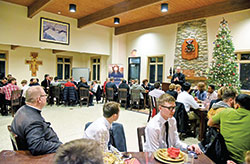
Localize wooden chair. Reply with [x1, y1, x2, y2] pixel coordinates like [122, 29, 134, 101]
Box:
[118, 88, 128, 109]
[7, 125, 20, 151]
[79, 88, 90, 107]
[95, 85, 102, 104]
[49, 86, 61, 106]
[106, 88, 114, 102]
[137, 126, 146, 152]
[10, 90, 22, 117]
[130, 89, 141, 110]
[148, 95, 158, 122]
[101, 85, 105, 103]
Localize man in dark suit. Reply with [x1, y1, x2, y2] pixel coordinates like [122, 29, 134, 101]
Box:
[41, 74, 50, 93]
[11, 86, 62, 155]
[78, 77, 94, 106]
[171, 66, 185, 87]
[106, 77, 118, 101]
[119, 79, 130, 108]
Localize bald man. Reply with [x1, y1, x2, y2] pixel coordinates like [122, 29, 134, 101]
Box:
[171, 66, 185, 87]
[11, 86, 62, 155]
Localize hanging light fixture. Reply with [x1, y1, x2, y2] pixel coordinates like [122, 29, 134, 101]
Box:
[69, 4, 76, 12]
[161, 3, 168, 12]
[114, 17, 120, 24]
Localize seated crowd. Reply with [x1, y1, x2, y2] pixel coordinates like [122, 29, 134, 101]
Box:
[0, 72, 250, 164]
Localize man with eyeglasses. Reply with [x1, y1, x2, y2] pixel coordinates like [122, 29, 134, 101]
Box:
[11, 86, 62, 155]
[144, 94, 202, 154]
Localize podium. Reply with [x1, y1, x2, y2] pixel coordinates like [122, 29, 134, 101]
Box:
[162, 82, 171, 92]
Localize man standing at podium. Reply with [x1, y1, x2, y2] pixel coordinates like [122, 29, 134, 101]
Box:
[171, 66, 185, 87]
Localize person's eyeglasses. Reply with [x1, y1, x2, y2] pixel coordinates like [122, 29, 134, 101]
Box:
[161, 105, 176, 111]
[40, 94, 48, 98]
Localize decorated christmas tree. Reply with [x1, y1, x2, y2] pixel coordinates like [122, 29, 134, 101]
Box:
[207, 18, 241, 91]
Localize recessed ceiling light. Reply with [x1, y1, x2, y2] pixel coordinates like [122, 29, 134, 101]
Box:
[161, 3, 168, 12]
[114, 17, 120, 24]
[58, 11, 61, 14]
[69, 4, 76, 13]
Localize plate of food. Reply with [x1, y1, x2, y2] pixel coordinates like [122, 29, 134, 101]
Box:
[103, 152, 119, 164]
[153, 147, 185, 163]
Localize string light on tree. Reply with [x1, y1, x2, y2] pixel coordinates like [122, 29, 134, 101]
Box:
[207, 18, 241, 92]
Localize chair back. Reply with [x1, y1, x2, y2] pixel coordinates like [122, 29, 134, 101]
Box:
[131, 89, 141, 101]
[10, 90, 22, 117]
[49, 86, 61, 104]
[10, 90, 22, 106]
[130, 89, 141, 110]
[106, 88, 114, 102]
[79, 88, 89, 98]
[53, 86, 61, 99]
[137, 126, 146, 152]
[79, 88, 89, 107]
[96, 85, 102, 103]
[148, 95, 158, 122]
[7, 125, 19, 151]
[118, 88, 127, 101]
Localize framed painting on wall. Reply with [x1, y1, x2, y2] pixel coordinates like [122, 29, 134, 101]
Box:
[40, 17, 70, 45]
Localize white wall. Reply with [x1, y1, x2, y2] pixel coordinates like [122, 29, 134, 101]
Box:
[126, 24, 177, 82]
[0, 44, 94, 86]
[110, 32, 127, 79]
[0, 1, 112, 55]
[126, 9, 250, 82]
[207, 10, 250, 63]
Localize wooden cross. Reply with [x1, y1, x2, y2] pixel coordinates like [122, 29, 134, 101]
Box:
[25, 52, 43, 76]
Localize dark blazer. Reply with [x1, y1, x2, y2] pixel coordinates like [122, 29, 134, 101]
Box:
[173, 102, 188, 133]
[166, 90, 178, 100]
[11, 105, 62, 155]
[141, 83, 153, 91]
[119, 83, 130, 93]
[41, 79, 50, 89]
[78, 82, 89, 89]
[171, 73, 185, 86]
[106, 82, 118, 93]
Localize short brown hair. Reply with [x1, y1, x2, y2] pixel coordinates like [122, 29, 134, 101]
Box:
[158, 94, 175, 106]
[175, 84, 181, 90]
[9, 77, 16, 83]
[142, 79, 148, 84]
[197, 82, 206, 92]
[54, 139, 103, 164]
[21, 80, 27, 84]
[103, 102, 120, 118]
[222, 87, 237, 101]
[169, 83, 176, 91]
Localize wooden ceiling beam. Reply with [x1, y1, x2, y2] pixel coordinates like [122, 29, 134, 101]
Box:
[28, 0, 52, 18]
[10, 45, 20, 50]
[115, 0, 250, 35]
[52, 49, 66, 54]
[78, 0, 162, 28]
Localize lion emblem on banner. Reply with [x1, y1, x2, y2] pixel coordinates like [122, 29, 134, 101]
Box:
[182, 38, 198, 60]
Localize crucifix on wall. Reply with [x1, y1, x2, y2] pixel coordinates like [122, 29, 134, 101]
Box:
[25, 52, 43, 76]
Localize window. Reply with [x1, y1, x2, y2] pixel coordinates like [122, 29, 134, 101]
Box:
[0, 52, 7, 79]
[236, 53, 250, 90]
[57, 56, 72, 80]
[148, 57, 164, 83]
[91, 58, 100, 81]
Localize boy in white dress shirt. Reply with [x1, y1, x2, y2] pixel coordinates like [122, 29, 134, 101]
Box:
[83, 102, 120, 151]
[144, 94, 202, 154]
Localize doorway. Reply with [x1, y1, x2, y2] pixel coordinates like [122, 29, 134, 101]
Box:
[128, 57, 141, 83]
